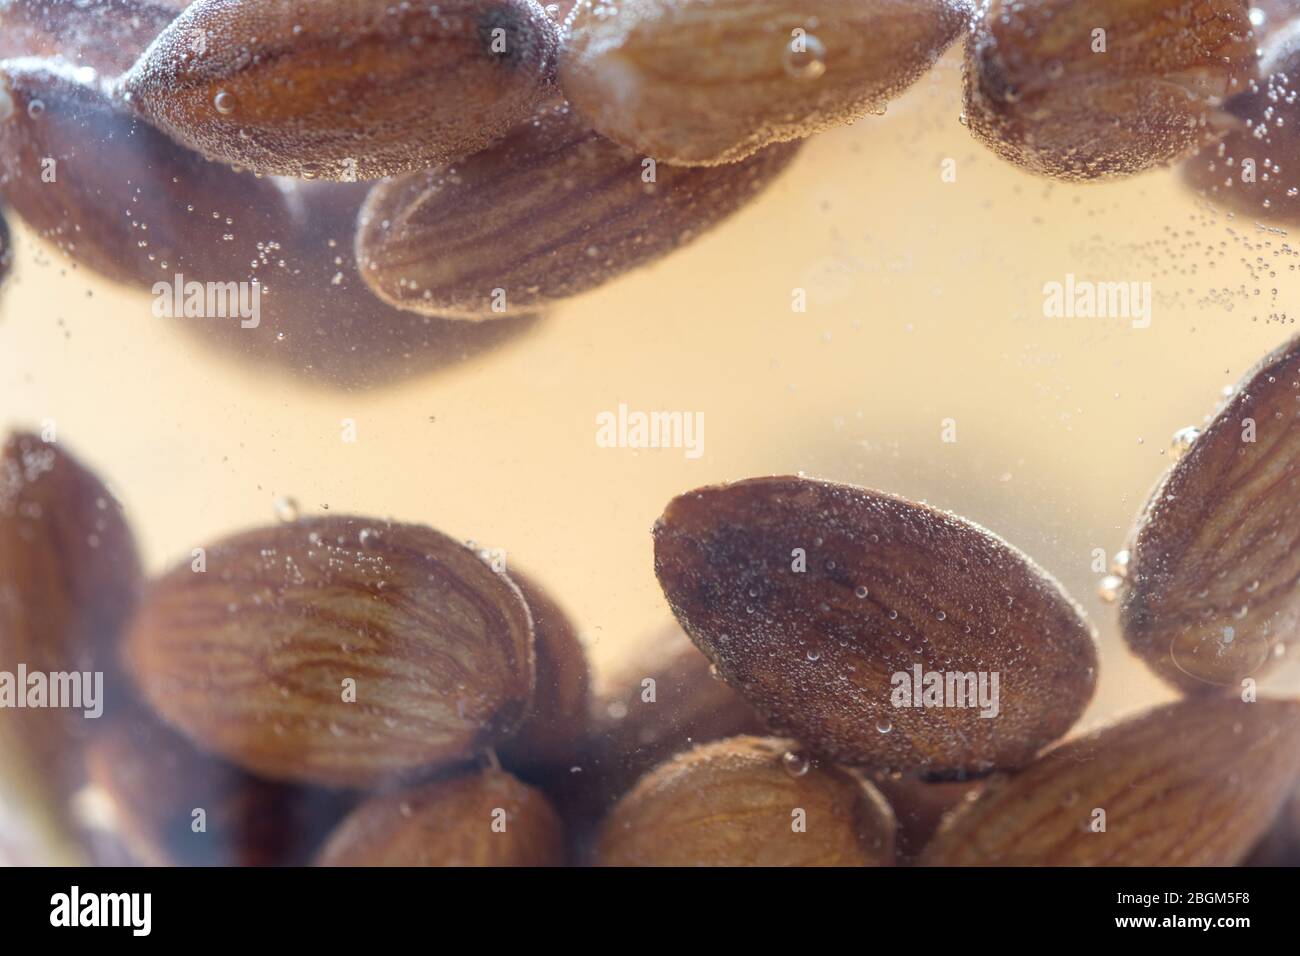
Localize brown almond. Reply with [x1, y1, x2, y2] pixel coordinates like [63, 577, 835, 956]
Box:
[0, 62, 540, 390]
[558, 0, 968, 166]
[0, 58, 288, 289]
[1244, 784, 1300, 865]
[653, 476, 1098, 777]
[597, 735, 895, 866]
[83, 708, 351, 866]
[1182, 20, 1300, 224]
[355, 100, 799, 320]
[964, 0, 1256, 181]
[497, 567, 591, 770]
[921, 697, 1300, 866]
[1119, 334, 1300, 691]
[0, 0, 190, 76]
[120, 0, 560, 181]
[316, 769, 566, 866]
[123, 516, 536, 787]
[0, 431, 142, 790]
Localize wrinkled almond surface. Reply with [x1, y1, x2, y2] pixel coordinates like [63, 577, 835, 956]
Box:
[1120, 333, 1300, 691]
[922, 697, 1300, 866]
[356, 100, 799, 319]
[316, 769, 565, 866]
[559, 0, 969, 165]
[654, 476, 1098, 776]
[597, 735, 896, 866]
[124, 516, 535, 787]
[965, 0, 1256, 181]
[121, 0, 559, 180]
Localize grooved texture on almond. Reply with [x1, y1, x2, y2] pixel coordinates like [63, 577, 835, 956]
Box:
[1120, 334, 1300, 691]
[355, 100, 799, 319]
[559, 0, 969, 166]
[0, 431, 141, 788]
[498, 568, 590, 770]
[84, 709, 351, 866]
[0, 0, 190, 76]
[121, 0, 560, 181]
[124, 516, 535, 787]
[597, 736, 895, 866]
[1182, 20, 1300, 224]
[964, 0, 1256, 181]
[316, 769, 565, 866]
[653, 476, 1098, 776]
[922, 698, 1300, 866]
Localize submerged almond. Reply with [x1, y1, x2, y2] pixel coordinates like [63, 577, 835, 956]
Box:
[120, 0, 560, 180]
[1120, 334, 1300, 691]
[653, 476, 1098, 777]
[356, 100, 799, 319]
[0, 431, 141, 792]
[123, 516, 535, 787]
[597, 735, 895, 866]
[316, 769, 566, 866]
[0, 0, 189, 76]
[922, 697, 1300, 866]
[964, 0, 1256, 181]
[559, 0, 969, 166]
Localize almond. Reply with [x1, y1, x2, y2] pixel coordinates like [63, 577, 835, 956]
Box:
[558, 0, 969, 166]
[315, 769, 566, 866]
[0, 58, 287, 290]
[120, 0, 560, 181]
[0, 431, 142, 792]
[0, 0, 190, 76]
[497, 568, 591, 770]
[921, 697, 1300, 866]
[123, 516, 536, 787]
[0, 62, 540, 389]
[653, 476, 1098, 777]
[83, 707, 351, 866]
[964, 0, 1256, 181]
[355, 99, 799, 320]
[1182, 20, 1300, 224]
[1119, 334, 1300, 691]
[596, 735, 896, 866]
[1244, 784, 1300, 865]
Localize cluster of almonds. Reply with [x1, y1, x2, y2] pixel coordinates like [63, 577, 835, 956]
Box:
[3, 323, 1300, 867]
[1, 0, 1300, 866]
[0, 0, 1287, 387]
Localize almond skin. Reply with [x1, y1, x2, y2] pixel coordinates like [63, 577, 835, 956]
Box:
[316, 769, 566, 866]
[83, 708, 351, 866]
[0, 0, 190, 76]
[964, 0, 1256, 181]
[653, 476, 1098, 777]
[921, 697, 1300, 866]
[120, 0, 560, 181]
[123, 516, 536, 787]
[0, 58, 287, 290]
[597, 735, 896, 866]
[559, 0, 969, 166]
[0, 431, 142, 790]
[1119, 334, 1300, 691]
[497, 568, 591, 770]
[355, 100, 800, 320]
[1182, 20, 1300, 225]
